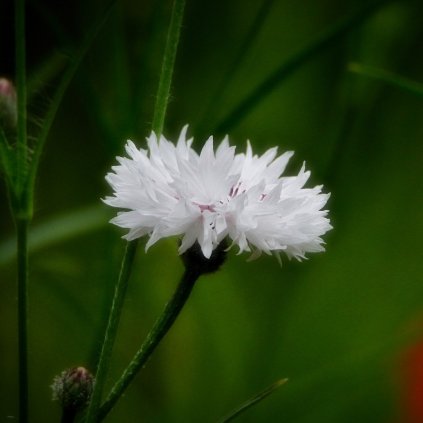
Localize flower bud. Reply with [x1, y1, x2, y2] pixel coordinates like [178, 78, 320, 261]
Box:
[0, 78, 17, 135]
[51, 366, 94, 415]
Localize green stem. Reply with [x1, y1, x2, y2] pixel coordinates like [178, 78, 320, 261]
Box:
[98, 268, 200, 420]
[16, 218, 29, 423]
[151, 0, 186, 135]
[84, 240, 138, 422]
[85, 1, 186, 420]
[15, 0, 27, 195]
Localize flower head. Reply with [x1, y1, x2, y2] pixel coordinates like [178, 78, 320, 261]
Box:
[0, 77, 17, 134]
[51, 366, 94, 412]
[104, 126, 332, 261]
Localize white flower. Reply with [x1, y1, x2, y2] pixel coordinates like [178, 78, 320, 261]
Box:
[104, 126, 332, 261]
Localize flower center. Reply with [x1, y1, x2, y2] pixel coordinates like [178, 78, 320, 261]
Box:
[197, 204, 216, 213]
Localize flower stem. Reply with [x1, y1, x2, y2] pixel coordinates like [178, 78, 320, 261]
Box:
[84, 240, 138, 423]
[151, 0, 186, 135]
[15, 0, 27, 195]
[16, 217, 29, 423]
[98, 268, 200, 421]
[85, 1, 186, 420]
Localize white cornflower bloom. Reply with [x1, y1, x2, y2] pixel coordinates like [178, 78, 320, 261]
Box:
[104, 126, 332, 261]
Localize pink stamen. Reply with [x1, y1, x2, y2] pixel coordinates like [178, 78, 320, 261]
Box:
[229, 182, 244, 198]
[197, 204, 216, 212]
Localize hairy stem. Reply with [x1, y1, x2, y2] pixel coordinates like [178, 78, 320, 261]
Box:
[16, 218, 29, 423]
[84, 240, 138, 422]
[151, 0, 186, 135]
[98, 268, 200, 420]
[85, 1, 186, 420]
[15, 0, 27, 196]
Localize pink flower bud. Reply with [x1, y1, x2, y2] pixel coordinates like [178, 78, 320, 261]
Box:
[51, 366, 94, 414]
[0, 78, 17, 133]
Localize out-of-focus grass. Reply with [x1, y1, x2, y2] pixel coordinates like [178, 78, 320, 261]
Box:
[1, 0, 422, 422]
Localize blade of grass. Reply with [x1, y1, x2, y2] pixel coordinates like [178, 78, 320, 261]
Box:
[348, 62, 423, 97]
[217, 378, 288, 423]
[215, 0, 392, 135]
[197, 0, 276, 134]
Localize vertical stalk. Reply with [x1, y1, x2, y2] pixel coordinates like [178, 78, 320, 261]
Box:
[85, 0, 186, 421]
[15, 1, 30, 421]
[16, 218, 29, 423]
[151, 0, 186, 136]
[15, 0, 27, 195]
[84, 240, 138, 422]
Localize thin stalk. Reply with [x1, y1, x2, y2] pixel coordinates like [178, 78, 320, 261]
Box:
[85, 1, 186, 420]
[16, 218, 29, 423]
[15, 2, 30, 420]
[151, 0, 186, 135]
[98, 268, 200, 420]
[84, 240, 138, 422]
[215, 0, 392, 135]
[15, 0, 27, 196]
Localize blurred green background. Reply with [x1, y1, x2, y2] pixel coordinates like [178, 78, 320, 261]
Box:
[1, 0, 423, 421]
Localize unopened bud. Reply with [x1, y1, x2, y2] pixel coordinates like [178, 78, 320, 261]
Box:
[0, 78, 17, 134]
[51, 366, 94, 416]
